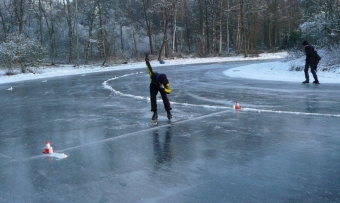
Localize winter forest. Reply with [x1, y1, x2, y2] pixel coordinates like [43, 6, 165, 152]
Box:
[0, 0, 339, 74]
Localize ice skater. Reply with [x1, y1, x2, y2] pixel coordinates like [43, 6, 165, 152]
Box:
[302, 41, 319, 84]
[145, 54, 172, 122]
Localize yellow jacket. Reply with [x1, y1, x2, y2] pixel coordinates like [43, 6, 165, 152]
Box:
[146, 61, 171, 94]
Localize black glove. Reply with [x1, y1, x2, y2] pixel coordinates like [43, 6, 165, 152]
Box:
[145, 53, 149, 62]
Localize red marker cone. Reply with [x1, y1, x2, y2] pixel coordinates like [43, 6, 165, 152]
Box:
[43, 141, 54, 154]
[234, 102, 241, 110]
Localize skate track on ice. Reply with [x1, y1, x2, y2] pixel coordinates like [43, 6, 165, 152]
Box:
[102, 72, 340, 118]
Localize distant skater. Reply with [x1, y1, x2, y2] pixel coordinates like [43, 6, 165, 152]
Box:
[145, 54, 172, 121]
[302, 41, 319, 84]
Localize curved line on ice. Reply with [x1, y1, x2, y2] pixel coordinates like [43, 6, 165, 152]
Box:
[102, 72, 229, 110]
[102, 72, 340, 118]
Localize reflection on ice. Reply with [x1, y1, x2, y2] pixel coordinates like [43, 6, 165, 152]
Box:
[153, 126, 173, 169]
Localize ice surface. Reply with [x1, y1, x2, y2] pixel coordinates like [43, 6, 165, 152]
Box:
[1, 58, 340, 202]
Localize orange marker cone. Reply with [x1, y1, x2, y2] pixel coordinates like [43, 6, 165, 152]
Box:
[43, 141, 54, 154]
[234, 102, 241, 110]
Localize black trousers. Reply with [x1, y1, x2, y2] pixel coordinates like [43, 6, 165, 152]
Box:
[304, 62, 318, 82]
[150, 83, 172, 113]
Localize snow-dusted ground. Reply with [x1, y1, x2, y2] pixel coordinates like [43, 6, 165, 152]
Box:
[1, 52, 339, 85]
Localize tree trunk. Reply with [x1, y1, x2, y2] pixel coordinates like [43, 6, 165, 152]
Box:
[158, 8, 168, 61]
[41, 0, 56, 65]
[13, 0, 25, 35]
[218, 0, 223, 55]
[240, 0, 247, 57]
[236, 3, 241, 53]
[172, 13, 177, 53]
[84, 4, 96, 65]
[13, 0, 25, 71]
[205, 0, 209, 54]
[199, 0, 206, 56]
[130, 19, 138, 57]
[38, 0, 43, 46]
[212, 10, 217, 53]
[172, 1, 178, 54]
[85, 27, 93, 65]
[97, 3, 107, 66]
[0, 10, 8, 41]
[50, 0, 56, 65]
[268, 22, 272, 50]
[185, 14, 191, 52]
[120, 24, 123, 51]
[63, 0, 73, 63]
[143, 0, 154, 54]
[226, 0, 230, 55]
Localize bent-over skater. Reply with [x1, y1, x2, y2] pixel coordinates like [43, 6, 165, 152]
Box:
[145, 54, 172, 121]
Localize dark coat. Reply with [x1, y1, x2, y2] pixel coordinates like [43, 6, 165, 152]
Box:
[145, 61, 171, 94]
[305, 45, 316, 64]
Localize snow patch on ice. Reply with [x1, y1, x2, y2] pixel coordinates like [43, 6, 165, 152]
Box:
[224, 60, 340, 83]
[46, 153, 68, 160]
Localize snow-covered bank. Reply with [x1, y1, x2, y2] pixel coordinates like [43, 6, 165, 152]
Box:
[225, 58, 340, 84]
[1, 52, 339, 85]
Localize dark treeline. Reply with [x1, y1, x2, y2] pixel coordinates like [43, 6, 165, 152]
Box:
[0, 0, 339, 68]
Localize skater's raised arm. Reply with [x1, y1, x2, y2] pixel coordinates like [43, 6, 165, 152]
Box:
[145, 54, 154, 77]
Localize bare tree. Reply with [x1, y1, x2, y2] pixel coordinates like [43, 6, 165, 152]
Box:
[199, 0, 206, 56]
[0, 0, 10, 42]
[218, 0, 224, 55]
[31, 0, 44, 46]
[40, 0, 57, 65]
[158, 6, 169, 61]
[80, 0, 97, 64]
[150, 0, 174, 60]
[0, 0, 328, 65]
[62, 0, 73, 63]
[240, 0, 247, 57]
[301, 0, 340, 44]
[129, 17, 138, 56]
[13, 0, 26, 35]
[170, 0, 185, 53]
[97, 1, 107, 65]
[143, 0, 154, 54]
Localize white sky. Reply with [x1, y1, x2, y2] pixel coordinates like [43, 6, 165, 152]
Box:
[1, 52, 339, 87]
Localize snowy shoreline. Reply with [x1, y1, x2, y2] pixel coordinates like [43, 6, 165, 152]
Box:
[1, 52, 339, 85]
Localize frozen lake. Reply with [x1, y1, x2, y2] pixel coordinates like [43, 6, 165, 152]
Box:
[1, 60, 340, 202]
